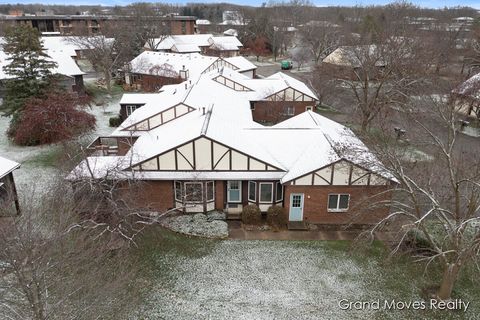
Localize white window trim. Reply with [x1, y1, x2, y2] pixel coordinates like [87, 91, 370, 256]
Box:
[327, 193, 350, 212]
[184, 182, 203, 204]
[275, 182, 283, 202]
[206, 181, 215, 202]
[174, 181, 182, 202]
[227, 180, 242, 203]
[259, 182, 274, 203]
[306, 106, 313, 111]
[248, 181, 257, 202]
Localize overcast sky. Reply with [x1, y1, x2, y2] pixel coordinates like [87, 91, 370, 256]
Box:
[0, 0, 479, 9]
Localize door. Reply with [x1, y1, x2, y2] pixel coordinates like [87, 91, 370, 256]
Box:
[289, 193, 304, 221]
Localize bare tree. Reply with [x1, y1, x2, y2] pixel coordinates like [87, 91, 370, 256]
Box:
[290, 45, 311, 70]
[299, 24, 340, 64]
[348, 95, 480, 300]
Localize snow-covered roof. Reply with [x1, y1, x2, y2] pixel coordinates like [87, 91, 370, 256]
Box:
[223, 29, 238, 36]
[129, 51, 217, 80]
[454, 73, 480, 99]
[0, 156, 20, 179]
[323, 45, 385, 68]
[0, 36, 84, 79]
[146, 34, 244, 53]
[71, 69, 392, 184]
[224, 56, 256, 72]
[196, 19, 211, 25]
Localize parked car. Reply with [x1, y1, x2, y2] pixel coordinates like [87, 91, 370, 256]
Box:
[281, 60, 293, 70]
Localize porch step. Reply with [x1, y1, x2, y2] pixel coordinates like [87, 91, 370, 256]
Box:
[226, 212, 241, 220]
[288, 221, 309, 230]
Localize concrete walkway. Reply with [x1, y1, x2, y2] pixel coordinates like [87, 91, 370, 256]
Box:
[227, 221, 395, 241]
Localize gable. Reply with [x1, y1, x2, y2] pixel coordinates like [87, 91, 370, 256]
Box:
[130, 136, 282, 172]
[290, 160, 390, 186]
[213, 75, 252, 91]
[123, 103, 195, 132]
[203, 58, 239, 74]
[265, 86, 316, 102]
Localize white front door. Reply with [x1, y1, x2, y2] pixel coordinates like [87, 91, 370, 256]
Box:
[289, 193, 304, 221]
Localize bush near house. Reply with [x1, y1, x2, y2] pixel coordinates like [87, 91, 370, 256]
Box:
[109, 115, 122, 127]
[241, 205, 262, 225]
[266, 205, 287, 229]
[9, 90, 95, 146]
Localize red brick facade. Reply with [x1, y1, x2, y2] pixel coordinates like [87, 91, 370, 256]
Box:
[284, 185, 392, 225]
[131, 74, 183, 92]
[251, 101, 316, 123]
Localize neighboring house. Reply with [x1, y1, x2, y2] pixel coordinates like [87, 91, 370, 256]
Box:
[0, 156, 20, 215]
[70, 68, 395, 226]
[125, 51, 256, 92]
[0, 36, 86, 94]
[145, 34, 244, 57]
[452, 73, 480, 118]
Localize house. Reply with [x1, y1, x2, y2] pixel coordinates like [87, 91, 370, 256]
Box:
[0, 36, 86, 94]
[0, 156, 20, 215]
[452, 73, 480, 117]
[125, 52, 256, 92]
[145, 34, 244, 57]
[70, 68, 395, 226]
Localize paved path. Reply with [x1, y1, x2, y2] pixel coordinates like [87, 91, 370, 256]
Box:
[227, 221, 395, 242]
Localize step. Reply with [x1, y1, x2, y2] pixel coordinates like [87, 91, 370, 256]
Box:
[226, 212, 241, 220]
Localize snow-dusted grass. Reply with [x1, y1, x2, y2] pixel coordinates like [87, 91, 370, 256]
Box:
[0, 78, 122, 203]
[131, 230, 478, 320]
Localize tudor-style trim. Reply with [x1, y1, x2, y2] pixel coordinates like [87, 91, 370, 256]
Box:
[127, 135, 285, 172]
[212, 75, 253, 92]
[263, 86, 317, 103]
[122, 103, 195, 132]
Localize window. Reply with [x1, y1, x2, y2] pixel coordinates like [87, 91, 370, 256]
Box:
[284, 106, 295, 116]
[206, 181, 214, 201]
[306, 106, 313, 111]
[184, 182, 203, 202]
[292, 194, 302, 208]
[248, 181, 256, 201]
[259, 183, 273, 203]
[125, 104, 139, 117]
[328, 194, 350, 212]
[227, 181, 241, 203]
[275, 182, 283, 201]
[174, 181, 183, 201]
[250, 102, 255, 110]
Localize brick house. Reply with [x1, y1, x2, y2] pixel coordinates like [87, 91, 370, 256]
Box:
[0, 156, 20, 216]
[70, 68, 395, 226]
[125, 52, 256, 92]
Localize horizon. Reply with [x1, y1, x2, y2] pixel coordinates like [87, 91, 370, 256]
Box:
[0, 0, 480, 10]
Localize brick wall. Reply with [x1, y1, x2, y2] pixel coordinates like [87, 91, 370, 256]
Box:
[134, 74, 183, 92]
[118, 180, 174, 212]
[251, 101, 315, 123]
[284, 185, 392, 225]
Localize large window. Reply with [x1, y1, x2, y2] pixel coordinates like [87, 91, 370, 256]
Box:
[248, 181, 256, 201]
[328, 194, 350, 212]
[259, 183, 273, 203]
[227, 181, 241, 203]
[125, 104, 139, 116]
[284, 106, 295, 116]
[185, 182, 203, 202]
[275, 182, 283, 201]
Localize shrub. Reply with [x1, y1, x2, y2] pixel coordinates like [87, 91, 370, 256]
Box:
[241, 204, 261, 225]
[9, 90, 95, 146]
[109, 115, 122, 127]
[266, 205, 287, 229]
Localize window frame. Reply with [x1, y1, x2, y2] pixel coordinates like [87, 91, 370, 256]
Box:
[227, 180, 242, 203]
[306, 106, 313, 111]
[174, 181, 183, 202]
[327, 193, 350, 212]
[275, 182, 283, 202]
[285, 106, 295, 116]
[259, 182, 274, 203]
[248, 181, 257, 202]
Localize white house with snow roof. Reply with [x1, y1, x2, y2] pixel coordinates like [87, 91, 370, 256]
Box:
[0, 156, 20, 215]
[70, 68, 395, 226]
[125, 51, 256, 92]
[145, 34, 244, 57]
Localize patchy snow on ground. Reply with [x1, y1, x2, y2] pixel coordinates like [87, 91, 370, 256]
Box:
[133, 241, 383, 320]
[160, 213, 228, 238]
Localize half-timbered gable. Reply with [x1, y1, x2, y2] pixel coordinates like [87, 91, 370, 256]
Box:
[264, 86, 316, 102]
[122, 103, 195, 131]
[130, 136, 282, 172]
[289, 160, 391, 186]
[213, 75, 252, 91]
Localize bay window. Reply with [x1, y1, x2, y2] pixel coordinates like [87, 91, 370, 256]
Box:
[227, 181, 241, 203]
[248, 181, 256, 202]
[259, 183, 273, 203]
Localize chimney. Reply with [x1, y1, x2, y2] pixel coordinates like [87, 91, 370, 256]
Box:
[182, 65, 185, 70]
[202, 107, 205, 115]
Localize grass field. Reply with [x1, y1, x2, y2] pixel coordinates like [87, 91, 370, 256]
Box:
[129, 228, 479, 320]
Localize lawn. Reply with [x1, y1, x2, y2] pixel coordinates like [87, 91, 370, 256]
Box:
[129, 228, 479, 320]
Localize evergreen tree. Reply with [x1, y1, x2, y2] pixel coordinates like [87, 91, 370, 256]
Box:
[1, 25, 57, 119]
